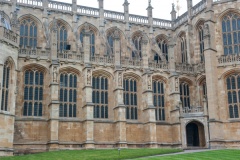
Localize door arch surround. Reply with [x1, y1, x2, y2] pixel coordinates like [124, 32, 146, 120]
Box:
[186, 121, 206, 147]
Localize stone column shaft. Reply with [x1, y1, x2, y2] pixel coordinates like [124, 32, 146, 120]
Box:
[114, 37, 121, 66]
[142, 73, 157, 148]
[48, 65, 60, 150]
[114, 70, 127, 148]
[83, 68, 94, 149]
[83, 32, 91, 63]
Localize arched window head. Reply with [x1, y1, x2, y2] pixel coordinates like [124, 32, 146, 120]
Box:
[179, 33, 187, 63]
[226, 74, 240, 119]
[55, 21, 68, 52]
[0, 12, 11, 30]
[180, 82, 190, 108]
[198, 24, 205, 62]
[20, 18, 37, 48]
[123, 78, 138, 120]
[80, 28, 95, 56]
[132, 34, 142, 59]
[153, 80, 165, 121]
[222, 13, 240, 55]
[59, 73, 77, 118]
[23, 69, 44, 117]
[156, 36, 168, 62]
[92, 76, 108, 119]
[1, 60, 11, 111]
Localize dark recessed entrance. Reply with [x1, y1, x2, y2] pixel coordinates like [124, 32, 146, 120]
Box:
[186, 122, 200, 147]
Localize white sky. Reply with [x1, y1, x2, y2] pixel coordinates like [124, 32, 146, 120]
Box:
[58, 0, 201, 20]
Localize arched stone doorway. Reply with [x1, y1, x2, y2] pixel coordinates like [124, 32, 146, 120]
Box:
[186, 121, 206, 147]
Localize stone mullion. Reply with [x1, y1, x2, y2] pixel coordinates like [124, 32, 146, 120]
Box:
[114, 37, 121, 67]
[83, 68, 94, 149]
[113, 70, 127, 148]
[48, 64, 60, 150]
[0, 64, 3, 111]
[83, 32, 91, 63]
[142, 73, 157, 148]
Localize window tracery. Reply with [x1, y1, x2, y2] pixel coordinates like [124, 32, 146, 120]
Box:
[80, 29, 95, 56]
[1, 61, 11, 111]
[180, 33, 188, 63]
[153, 80, 165, 121]
[198, 24, 205, 62]
[56, 21, 68, 51]
[23, 70, 44, 117]
[180, 82, 190, 108]
[226, 74, 240, 119]
[156, 36, 168, 62]
[123, 78, 138, 120]
[92, 76, 108, 119]
[132, 34, 142, 59]
[222, 13, 240, 55]
[59, 73, 77, 118]
[20, 18, 37, 48]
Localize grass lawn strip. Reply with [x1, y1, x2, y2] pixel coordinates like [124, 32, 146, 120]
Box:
[139, 149, 240, 160]
[0, 148, 182, 160]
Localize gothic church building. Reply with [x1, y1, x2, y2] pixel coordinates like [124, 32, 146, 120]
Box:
[0, 0, 240, 156]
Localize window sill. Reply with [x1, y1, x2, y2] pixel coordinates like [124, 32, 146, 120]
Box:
[0, 111, 14, 117]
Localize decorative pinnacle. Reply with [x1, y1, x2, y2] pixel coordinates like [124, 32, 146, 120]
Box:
[176, 0, 181, 17]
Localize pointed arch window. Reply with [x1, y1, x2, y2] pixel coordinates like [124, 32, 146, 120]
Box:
[92, 76, 108, 119]
[156, 36, 168, 62]
[1, 61, 11, 111]
[198, 24, 205, 62]
[23, 70, 44, 117]
[56, 22, 68, 51]
[132, 35, 142, 58]
[226, 75, 240, 119]
[59, 73, 77, 118]
[80, 29, 95, 56]
[222, 13, 240, 55]
[180, 82, 190, 108]
[123, 78, 138, 120]
[107, 33, 114, 56]
[180, 34, 188, 63]
[20, 18, 37, 48]
[153, 80, 165, 121]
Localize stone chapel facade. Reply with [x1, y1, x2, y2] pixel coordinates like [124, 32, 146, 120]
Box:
[0, 0, 240, 156]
